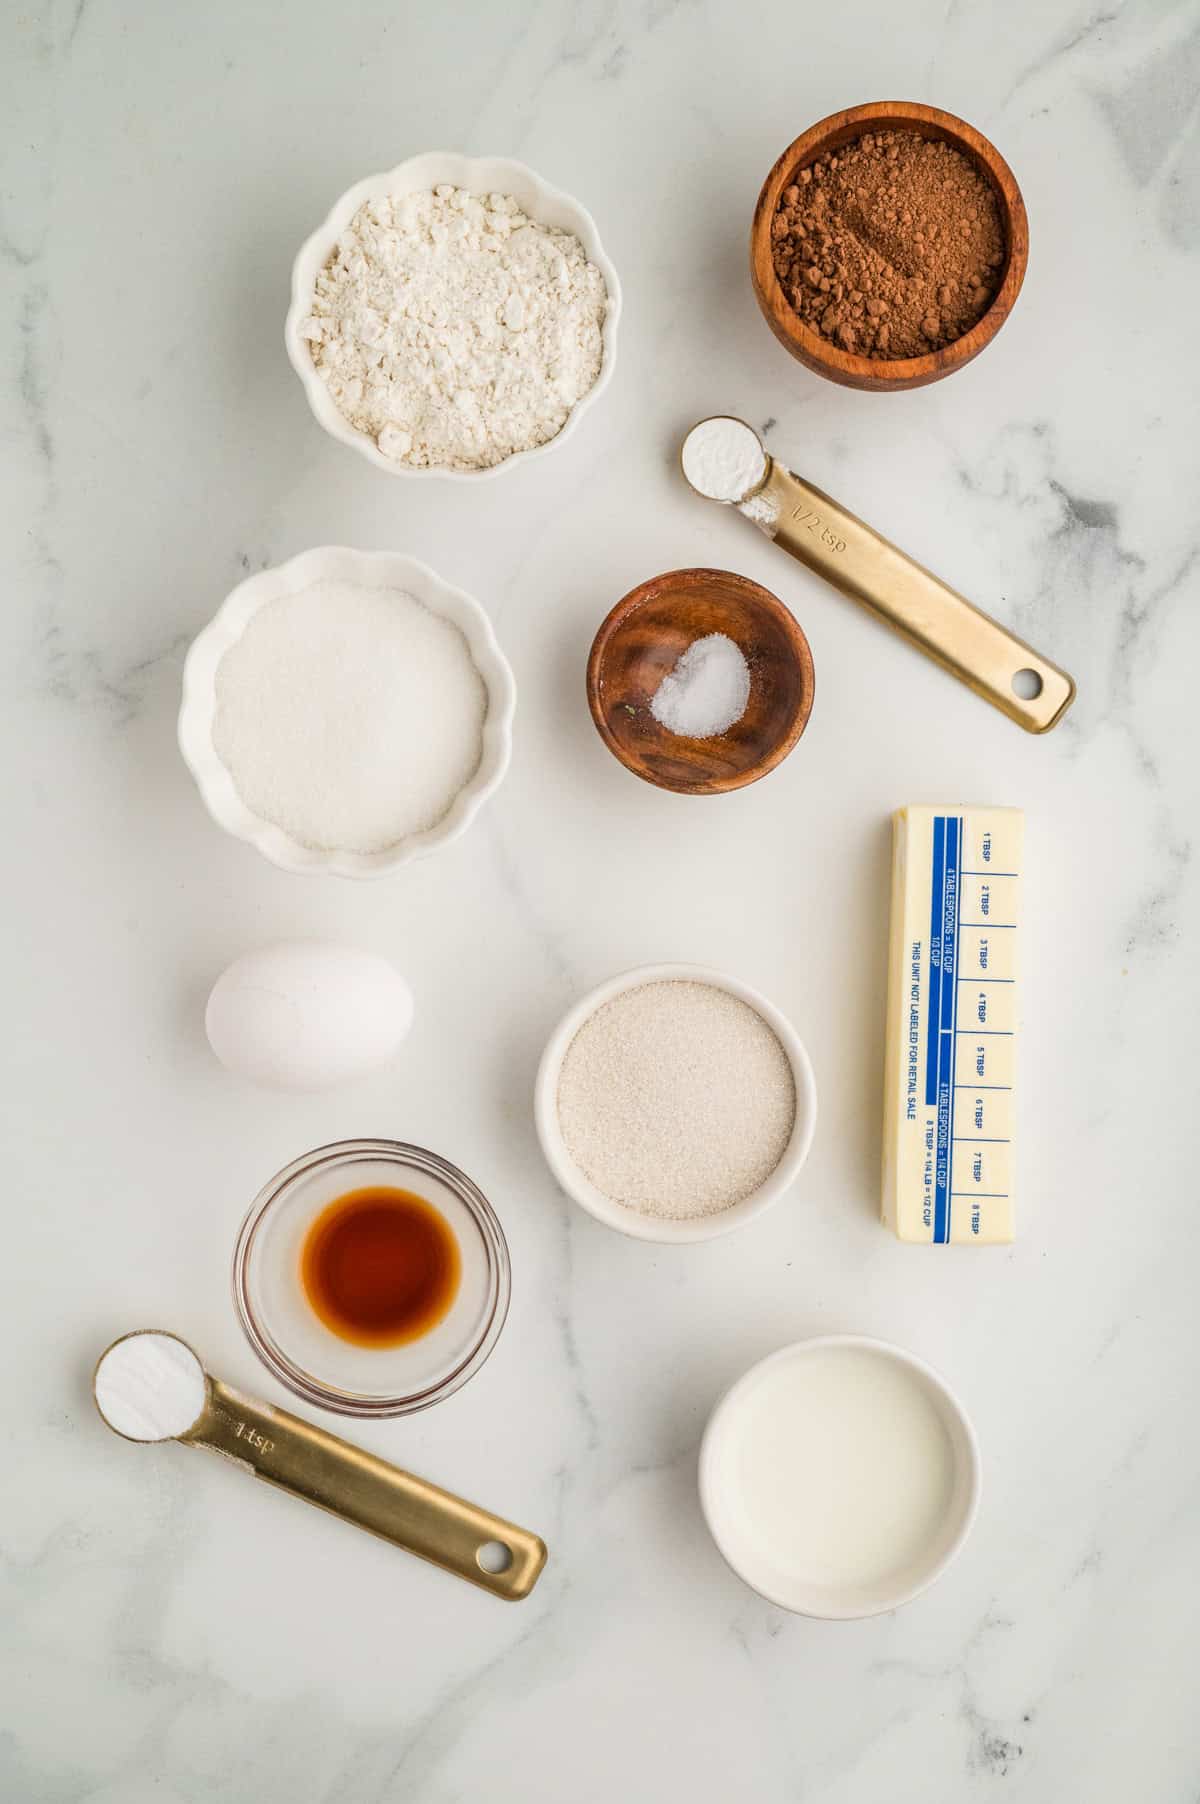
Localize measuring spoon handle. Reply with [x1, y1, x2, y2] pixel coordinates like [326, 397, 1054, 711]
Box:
[754, 460, 1075, 733]
[182, 1378, 547, 1601]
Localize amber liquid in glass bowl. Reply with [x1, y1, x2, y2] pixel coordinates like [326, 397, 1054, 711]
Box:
[234, 1139, 511, 1417]
[300, 1186, 462, 1348]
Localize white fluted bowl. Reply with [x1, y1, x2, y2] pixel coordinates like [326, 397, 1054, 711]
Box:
[285, 152, 621, 479]
[178, 546, 515, 878]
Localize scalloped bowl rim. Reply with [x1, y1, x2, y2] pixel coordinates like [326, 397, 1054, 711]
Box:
[285, 151, 622, 480]
[178, 546, 516, 878]
[534, 962, 818, 1244]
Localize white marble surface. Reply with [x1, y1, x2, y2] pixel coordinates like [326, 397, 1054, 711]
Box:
[4, 1, 1198, 1798]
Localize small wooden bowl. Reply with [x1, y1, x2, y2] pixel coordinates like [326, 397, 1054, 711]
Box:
[586, 569, 814, 795]
[750, 101, 1029, 392]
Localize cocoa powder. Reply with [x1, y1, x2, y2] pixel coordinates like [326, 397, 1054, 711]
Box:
[770, 130, 1005, 360]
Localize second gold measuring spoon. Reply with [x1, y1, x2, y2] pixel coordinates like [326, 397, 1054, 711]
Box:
[93, 1330, 547, 1601]
[680, 416, 1075, 733]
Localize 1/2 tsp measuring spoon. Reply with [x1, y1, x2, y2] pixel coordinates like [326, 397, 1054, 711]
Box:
[93, 1330, 546, 1600]
[680, 416, 1075, 733]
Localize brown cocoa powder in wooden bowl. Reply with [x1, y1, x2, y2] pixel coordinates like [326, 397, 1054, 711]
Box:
[586, 568, 815, 795]
[750, 101, 1029, 392]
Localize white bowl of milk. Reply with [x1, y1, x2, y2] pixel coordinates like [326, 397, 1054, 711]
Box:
[699, 1336, 981, 1618]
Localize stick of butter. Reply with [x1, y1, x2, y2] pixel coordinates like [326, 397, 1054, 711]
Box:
[881, 805, 1023, 1244]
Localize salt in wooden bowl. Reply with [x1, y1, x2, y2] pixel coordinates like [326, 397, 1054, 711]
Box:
[586, 568, 815, 795]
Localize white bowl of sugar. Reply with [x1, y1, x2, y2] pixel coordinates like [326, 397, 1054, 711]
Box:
[178, 547, 515, 878]
[534, 963, 817, 1244]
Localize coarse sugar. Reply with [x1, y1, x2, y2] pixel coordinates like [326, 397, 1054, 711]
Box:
[556, 980, 796, 1219]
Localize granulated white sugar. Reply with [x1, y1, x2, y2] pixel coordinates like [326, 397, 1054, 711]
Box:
[556, 980, 796, 1219]
[212, 581, 487, 854]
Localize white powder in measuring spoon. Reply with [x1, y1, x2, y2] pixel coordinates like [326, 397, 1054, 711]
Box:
[212, 582, 486, 854]
[680, 417, 767, 503]
[94, 1333, 208, 1441]
[681, 417, 779, 534]
[650, 633, 750, 738]
[556, 981, 796, 1219]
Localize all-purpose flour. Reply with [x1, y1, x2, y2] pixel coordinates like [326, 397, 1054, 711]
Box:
[301, 186, 608, 471]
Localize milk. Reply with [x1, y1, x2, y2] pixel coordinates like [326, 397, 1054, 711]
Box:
[720, 1344, 957, 1591]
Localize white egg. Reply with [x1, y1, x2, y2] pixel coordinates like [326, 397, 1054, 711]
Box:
[205, 942, 413, 1091]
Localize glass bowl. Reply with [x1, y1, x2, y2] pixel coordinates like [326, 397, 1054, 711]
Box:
[232, 1139, 510, 1417]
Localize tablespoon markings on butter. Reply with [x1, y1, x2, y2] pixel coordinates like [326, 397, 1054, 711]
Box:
[680, 416, 1075, 733]
[93, 1330, 546, 1600]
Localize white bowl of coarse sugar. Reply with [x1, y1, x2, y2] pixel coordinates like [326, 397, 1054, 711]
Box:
[285, 152, 621, 479]
[178, 546, 515, 879]
[534, 964, 818, 1244]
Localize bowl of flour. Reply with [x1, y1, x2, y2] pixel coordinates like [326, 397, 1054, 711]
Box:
[286, 153, 621, 478]
[178, 547, 516, 877]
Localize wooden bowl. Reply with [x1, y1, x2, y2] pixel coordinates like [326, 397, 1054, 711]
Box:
[586, 569, 814, 795]
[750, 101, 1029, 392]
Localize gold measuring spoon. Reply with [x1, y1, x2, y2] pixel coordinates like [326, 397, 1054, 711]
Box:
[93, 1330, 546, 1601]
[680, 416, 1075, 733]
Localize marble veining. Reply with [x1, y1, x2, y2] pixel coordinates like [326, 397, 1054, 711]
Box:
[2, 0, 1197, 1799]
